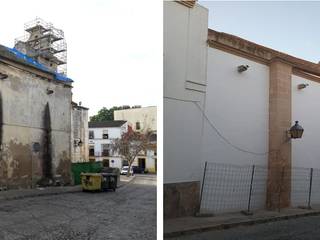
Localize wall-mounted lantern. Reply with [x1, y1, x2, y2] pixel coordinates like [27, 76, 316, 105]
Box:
[238, 65, 249, 73]
[74, 139, 83, 147]
[289, 121, 304, 139]
[298, 83, 309, 90]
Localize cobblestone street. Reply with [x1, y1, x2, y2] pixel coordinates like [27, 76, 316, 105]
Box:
[0, 175, 156, 240]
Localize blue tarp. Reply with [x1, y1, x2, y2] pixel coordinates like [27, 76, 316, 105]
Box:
[5, 47, 73, 83]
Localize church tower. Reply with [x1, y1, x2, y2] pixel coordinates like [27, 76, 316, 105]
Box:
[14, 17, 67, 75]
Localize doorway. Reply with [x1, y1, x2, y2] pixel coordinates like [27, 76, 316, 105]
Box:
[138, 158, 146, 169]
[89, 146, 95, 157]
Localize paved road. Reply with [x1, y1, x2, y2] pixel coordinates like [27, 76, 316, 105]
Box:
[169, 214, 320, 240]
[0, 175, 156, 240]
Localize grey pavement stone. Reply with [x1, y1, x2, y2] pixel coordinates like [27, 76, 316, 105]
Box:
[168, 214, 320, 240]
[165, 206, 320, 238]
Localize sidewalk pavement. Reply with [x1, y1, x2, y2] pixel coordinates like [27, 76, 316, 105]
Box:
[164, 206, 320, 238]
[0, 175, 135, 202]
[119, 175, 136, 184]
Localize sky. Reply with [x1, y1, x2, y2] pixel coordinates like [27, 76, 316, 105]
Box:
[199, 1, 320, 63]
[2, 1, 319, 117]
[0, 0, 162, 116]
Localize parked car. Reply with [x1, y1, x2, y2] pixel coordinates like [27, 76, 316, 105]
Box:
[120, 166, 134, 175]
[132, 166, 145, 174]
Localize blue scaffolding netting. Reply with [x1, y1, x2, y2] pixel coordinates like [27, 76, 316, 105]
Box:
[5, 47, 73, 83]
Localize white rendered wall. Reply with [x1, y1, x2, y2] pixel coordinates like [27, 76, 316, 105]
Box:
[202, 48, 269, 167]
[88, 124, 127, 157]
[164, 2, 208, 183]
[292, 75, 320, 169]
[291, 75, 320, 206]
[95, 156, 122, 169]
[90, 126, 125, 141]
[146, 149, 156, 171]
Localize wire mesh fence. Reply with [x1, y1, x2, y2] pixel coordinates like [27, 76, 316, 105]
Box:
[200, 162, 320, 215]
[291, 167, 311, 208]
[311, 169, 320, 204]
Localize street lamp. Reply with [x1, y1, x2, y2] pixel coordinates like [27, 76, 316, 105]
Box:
[289, 121, 304, 139]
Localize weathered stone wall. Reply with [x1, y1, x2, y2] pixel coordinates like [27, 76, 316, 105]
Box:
[0, 62, 72, 189]
[71, 105, 89, 163]
[164, 181, 200, 219]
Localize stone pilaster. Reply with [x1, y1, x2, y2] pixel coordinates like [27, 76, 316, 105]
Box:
[164, 181, 200, 219]
[267, 59, 292, 210]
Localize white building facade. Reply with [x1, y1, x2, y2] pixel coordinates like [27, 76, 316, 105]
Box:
[114, 106, 157, 132]
[114, 106, 157, 173]
[164, 1, 208, 218]
[88, 121, 127, 169]
[164, 1, 320, 218]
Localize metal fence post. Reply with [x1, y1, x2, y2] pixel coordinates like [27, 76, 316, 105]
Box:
[248, 165, 255, 212]
[242, 165, 255, 215]
[199, 161, 208, 212]
[308, 168, 313, 209]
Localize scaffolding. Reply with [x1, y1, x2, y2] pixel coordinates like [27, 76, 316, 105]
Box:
[14, 17, 67, 76]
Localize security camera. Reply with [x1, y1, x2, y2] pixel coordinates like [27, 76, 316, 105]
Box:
[237, 65, 249, 73]
[297, 83, 309, 90]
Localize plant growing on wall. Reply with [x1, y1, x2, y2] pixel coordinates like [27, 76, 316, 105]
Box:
[111, 126, 154, 176]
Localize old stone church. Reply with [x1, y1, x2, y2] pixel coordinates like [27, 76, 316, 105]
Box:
[0, 18, 74, 189]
